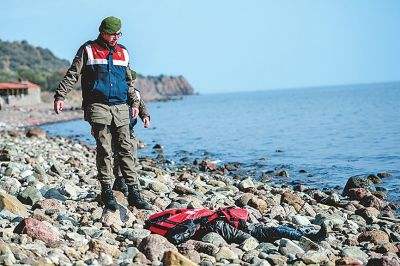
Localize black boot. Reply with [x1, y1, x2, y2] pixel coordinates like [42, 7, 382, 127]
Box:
[112, 177, 128, 196]
[101, 183, 118, 212]
[127, 185, 153, 210]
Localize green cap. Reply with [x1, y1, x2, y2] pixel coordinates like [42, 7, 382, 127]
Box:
[99, 16, 121, 34]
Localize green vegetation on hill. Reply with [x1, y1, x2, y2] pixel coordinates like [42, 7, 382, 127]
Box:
[0, 39, 69, 90]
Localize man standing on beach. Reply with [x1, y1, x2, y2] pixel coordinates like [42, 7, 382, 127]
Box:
[53, 16, 152, 211]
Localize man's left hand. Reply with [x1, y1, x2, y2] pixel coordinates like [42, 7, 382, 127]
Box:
[143, 117, 150, 128]
[131, 107, 139, 119]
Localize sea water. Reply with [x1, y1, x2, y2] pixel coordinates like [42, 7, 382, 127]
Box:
[42, 82, 400, 204]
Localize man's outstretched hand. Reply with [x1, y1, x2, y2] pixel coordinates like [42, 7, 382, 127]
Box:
[54, 100, 65, 114]
[143, 117, 150, 128]
[131, 107, 139, 119]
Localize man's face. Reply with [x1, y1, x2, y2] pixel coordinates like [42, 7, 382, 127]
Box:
[101, 31, 122, 47]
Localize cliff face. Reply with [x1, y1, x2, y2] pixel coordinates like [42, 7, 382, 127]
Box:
[136, 75, 195, 102]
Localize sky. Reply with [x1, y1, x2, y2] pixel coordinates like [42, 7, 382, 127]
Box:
[1, 0, 399, 93]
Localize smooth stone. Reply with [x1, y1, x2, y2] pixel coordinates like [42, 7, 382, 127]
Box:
[279, 238, 305, 256]
[138, 234, 178, 262]
[18, 186, 43, 205]
[292, 215, 311, 226]
[202, 232, 227, 247]
[238, 178, 255, 191]
[163, 250, 197, 266]
[43, 188, 67, 202]
[241, 237, 259, 251]
[215, 246, 238, 262]
[341, 246, 369, 264]
[0, 191, 29, 217]
[0, 178, 21, 195]
[14, 218, 61, 247]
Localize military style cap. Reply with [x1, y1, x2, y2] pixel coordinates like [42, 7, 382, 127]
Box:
[99, 16, 122, 34]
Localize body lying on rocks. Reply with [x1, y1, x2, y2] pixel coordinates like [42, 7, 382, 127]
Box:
[145, 207, 328, 246]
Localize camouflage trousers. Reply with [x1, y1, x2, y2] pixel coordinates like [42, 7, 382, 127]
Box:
[112, 128, 138, 181]
[91, 123, 138, 186]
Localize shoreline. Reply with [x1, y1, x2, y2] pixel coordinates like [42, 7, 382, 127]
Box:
[0, 127, 399, 265]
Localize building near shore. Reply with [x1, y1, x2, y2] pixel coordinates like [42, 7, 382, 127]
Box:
[0, 81, 41, 109]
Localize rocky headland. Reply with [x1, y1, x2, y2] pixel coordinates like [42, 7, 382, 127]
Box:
[0, 128, 399, 265]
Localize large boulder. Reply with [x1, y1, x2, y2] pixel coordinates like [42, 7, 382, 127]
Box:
[343, 176, 375, 196]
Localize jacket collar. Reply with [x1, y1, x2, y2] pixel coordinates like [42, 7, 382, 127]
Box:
[96, 35, 115, 51]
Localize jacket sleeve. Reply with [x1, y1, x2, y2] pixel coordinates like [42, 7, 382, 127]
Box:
[139, 98, 150, 121]
[126, 65, 140, 108]
[54, 45, 85, 101]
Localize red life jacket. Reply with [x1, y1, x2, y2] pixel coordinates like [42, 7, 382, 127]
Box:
[145, 207, 249, 236]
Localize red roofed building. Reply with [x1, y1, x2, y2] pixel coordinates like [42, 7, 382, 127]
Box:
[0, 80, 41, 109]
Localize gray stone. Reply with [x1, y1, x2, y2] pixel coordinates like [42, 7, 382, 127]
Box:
[292, 215, 311, 226]
[118, 247, 139, 264]
[215, 246, 238, 262]
[279, 238, 305, 256]
[240, 237, 259, 251]
[341, 246, 369, 264]
[238, 178, 255, 191]
[120, 228, 151, 242]
[0, 177, 21, 195]
[201, 232, 227, 247]
[17, 186, 43, 205]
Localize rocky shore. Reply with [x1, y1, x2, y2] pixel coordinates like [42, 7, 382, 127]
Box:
[0, 128, 399, 266]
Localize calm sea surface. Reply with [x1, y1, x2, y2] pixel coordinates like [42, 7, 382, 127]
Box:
[42, 83, 400, 204]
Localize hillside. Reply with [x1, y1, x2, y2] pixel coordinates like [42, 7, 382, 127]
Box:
[0, 39, 194, 101]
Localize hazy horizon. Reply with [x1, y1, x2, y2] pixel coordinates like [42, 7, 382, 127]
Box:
[1, 0, 399, 93]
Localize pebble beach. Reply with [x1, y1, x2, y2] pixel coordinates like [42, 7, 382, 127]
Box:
[0, 124, 399, 266]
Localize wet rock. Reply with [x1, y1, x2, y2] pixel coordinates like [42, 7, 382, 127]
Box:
[153, 144, 163, 150]
[163, 250, 197, 266]
[377, 172, 391, 178]
[341, 246, 369, 264]
[358, 230, 390, 244]
[88, 239, 121, 257]
[343, 176, 375, 196]
[14, 218, 61, 247]
[0, 191, 29, 217]
[201, 232, 227, 247]
[355, 207, 380, 223]
[281, 191, 305, 212]
[139, 234, 177, 261]
[275, 169, 289, 177]
[348, 188, 370, 201]
[26, 127, 46, 138]
[367, 174, 382, 184]
[199, 160, 217, 171]
[18, 186, 43, 205]
[360, 195, 384, 210]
